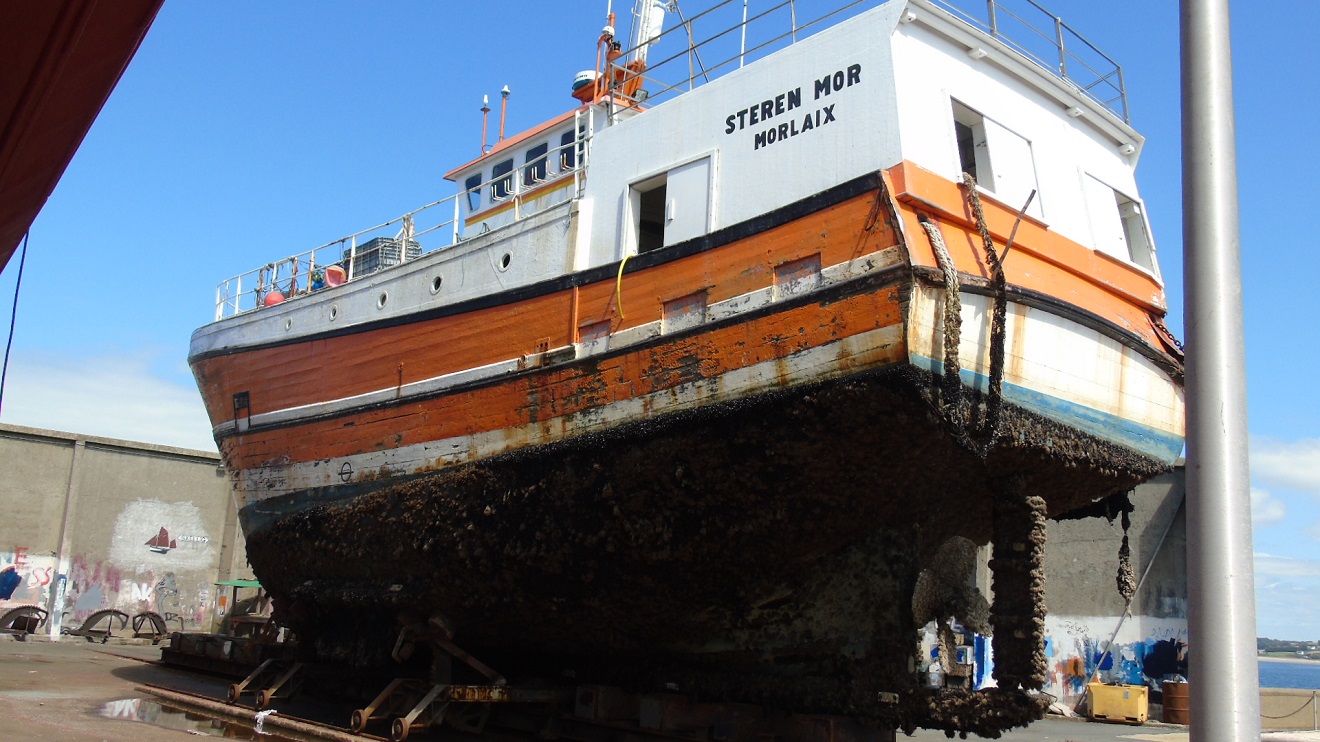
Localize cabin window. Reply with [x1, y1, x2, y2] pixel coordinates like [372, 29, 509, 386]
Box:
[1083, 174, 1154, 271]
[559, 130, 577, 170]
[491, 158, 514, 200]
[524, 143, 549, 186]
[952, 101, 991, 185]
[1117, 196, 1154, 270]
[633, 175, 667, 253]
[464, 173, 482, 211]
[952, 100, 1042, 218]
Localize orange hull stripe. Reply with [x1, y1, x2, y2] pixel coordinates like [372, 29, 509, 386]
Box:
[199, 163, 1176, 454]
[887, 162, 1168, 346]
[195, 189, 901, 421]
[222, 286, 906, 470]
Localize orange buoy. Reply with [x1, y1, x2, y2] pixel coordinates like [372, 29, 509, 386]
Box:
[325, 265, 347, 287]
[263, 290, 285, 307]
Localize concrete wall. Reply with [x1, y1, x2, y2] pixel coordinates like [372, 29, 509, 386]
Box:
[1040, 465, 1188, 706]
[0, 424, 249, 636]
[1260, 688, 1320, 731]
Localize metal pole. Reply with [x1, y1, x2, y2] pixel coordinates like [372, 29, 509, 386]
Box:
[47, 439, 84, 639]
[1181, 0, 1259, 739]
[1054, 17, 1066, 78]
[740, 0, 747, 68]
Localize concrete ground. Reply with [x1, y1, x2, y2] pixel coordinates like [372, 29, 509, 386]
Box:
[0, 635, 1313, 741]
[904, 718, 1320, 741]
[0, 635, 232, 741]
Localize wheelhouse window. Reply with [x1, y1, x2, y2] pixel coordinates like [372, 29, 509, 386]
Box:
[559, 130, 577, 170]
[464, 173, 482, 211]
[1083, 174, 1155, 271]
[523, 143, 549, 186]
[491, 159, 513, 200]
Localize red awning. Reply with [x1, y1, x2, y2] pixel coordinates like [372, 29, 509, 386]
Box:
[0, 0, 165, 271]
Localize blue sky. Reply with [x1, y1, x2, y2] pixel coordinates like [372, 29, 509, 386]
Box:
[1, 1, 1318, 639]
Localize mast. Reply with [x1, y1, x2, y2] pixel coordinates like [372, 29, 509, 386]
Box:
[631, 0, 667, 66]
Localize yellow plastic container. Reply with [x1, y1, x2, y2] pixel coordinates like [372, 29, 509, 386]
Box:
[1087, 682, 1148, 725]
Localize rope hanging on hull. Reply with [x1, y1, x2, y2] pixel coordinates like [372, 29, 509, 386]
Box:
[961, 174, 1010, 456]
[915, 173, 1010, 458]
[917, 216, 969, 444]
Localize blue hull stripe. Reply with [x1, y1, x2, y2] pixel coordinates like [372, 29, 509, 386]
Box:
[911, 354, 1184, 463]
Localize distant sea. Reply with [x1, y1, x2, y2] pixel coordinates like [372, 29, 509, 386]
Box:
[1260, 658, 1320, 690]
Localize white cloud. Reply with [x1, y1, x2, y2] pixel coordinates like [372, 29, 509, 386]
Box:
[1255, 556, 1320, 638]
[1252, 437, 1320, 497]
[1252, 486, 1287, 527]
[0, 349, 217, 452]
[1255, 552, 1320, 579]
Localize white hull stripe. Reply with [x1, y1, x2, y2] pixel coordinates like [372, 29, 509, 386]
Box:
[907, 286, 1184, 439]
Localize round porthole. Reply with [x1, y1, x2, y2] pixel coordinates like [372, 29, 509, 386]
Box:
[430, 275, 443, 294]
[499, 252, 512, 271]
[284, 318, 293, 331]
[329, 305, 339, 321]
[377, 291, 389, 309]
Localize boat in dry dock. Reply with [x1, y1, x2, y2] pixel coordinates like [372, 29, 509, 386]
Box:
[189, 0, 1184, 735]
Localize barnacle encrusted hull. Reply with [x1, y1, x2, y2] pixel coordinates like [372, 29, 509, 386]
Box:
[244, 368, 1166, 735]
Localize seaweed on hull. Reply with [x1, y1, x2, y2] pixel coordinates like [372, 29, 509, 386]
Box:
[245, 368, 1168, 736]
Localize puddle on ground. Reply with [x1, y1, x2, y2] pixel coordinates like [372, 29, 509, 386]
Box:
[98, 697, 300, 740]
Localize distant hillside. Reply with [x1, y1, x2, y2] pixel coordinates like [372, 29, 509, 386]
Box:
[1259, 637, 1320, 656]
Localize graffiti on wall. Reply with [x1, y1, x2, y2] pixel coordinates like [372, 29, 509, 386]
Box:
[0, 546, 57, 604]
[60, 561, 209, 628]
[1043, 615, 1188, 702]
[111, 499, 217, 571]
[0, 566, 21, 599]
[1, 498, 224, 632]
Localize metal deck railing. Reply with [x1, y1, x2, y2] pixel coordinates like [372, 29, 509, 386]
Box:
[933, 0, 1129, 122]
[605, 0, 1128, 123]
[212, 133, 585, 320]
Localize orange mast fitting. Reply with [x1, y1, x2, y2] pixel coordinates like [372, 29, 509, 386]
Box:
[480, 94, 491, 153]
[498, 85, 510, 142]
[571, 10, 647, 105]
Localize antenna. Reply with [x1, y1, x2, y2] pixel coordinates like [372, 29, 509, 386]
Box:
[480, 95, 491, 153]
[498, 85, 511, 142]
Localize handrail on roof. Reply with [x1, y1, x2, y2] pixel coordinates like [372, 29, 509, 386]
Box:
[211, 132, 587, 321]
[933, 0, 1129, 122]
[603, 0, 1128, 124]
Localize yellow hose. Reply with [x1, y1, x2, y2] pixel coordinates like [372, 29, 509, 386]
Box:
[615, 252, 632, 320]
